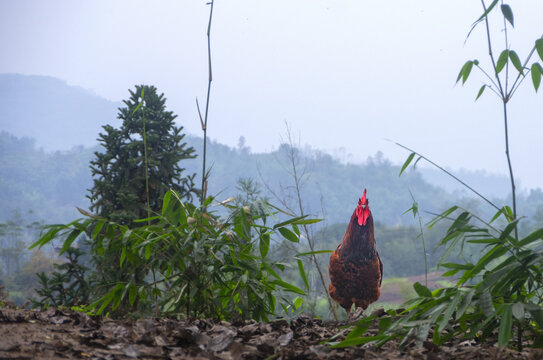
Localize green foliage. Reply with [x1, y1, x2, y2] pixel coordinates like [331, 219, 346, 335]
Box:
[32, 247, 90, 308]
[0, 131, 96, 223]
[88, 84, 197, 226]
[82, 85, 200, 309]
[32, 190, 316, 320]
[332, 208, 543, 349]
[332, 2, 543, 350]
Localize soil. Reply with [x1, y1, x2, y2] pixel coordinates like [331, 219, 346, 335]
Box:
[1, 306, 542, 360]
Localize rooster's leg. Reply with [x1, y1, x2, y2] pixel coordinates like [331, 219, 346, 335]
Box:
[347, 307, 364, 322]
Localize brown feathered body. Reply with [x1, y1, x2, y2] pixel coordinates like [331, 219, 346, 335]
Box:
[328, 191, 382, 313]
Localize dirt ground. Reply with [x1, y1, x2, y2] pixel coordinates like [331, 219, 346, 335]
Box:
[2, 306, 543, 360]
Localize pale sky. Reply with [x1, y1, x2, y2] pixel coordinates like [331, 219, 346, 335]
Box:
[1, 0, 542, 190]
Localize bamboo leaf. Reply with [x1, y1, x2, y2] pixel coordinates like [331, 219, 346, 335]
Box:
[480, 289, 495, 316]
[92, 221, 105, 240]
[293, 296, 303, 310]
[530, 309, 543, 328]
[272, 279, 305, 295]
[498, 304, 513, 347]
[292, 218, 322, 225]
[297, 259, 309, 290]
[456, 289, 474, 320]
[413, 282, 432, 297]
[428, 206, 458, 229]
[399, 152, 416, 176]
[462, 60, 474, 84]
[512, 302, 524, 321]
[519, 227, 543, 247]
[145, 243, 151, 260]
[456, 60, 475, 85]
[499, 220, 519, 241]
[535, 38, 543, 61]
[474, 0, 499, 24]
[60, 229, 81, 255]
[297, 250, 333, 256]
[500, 4, 514, 27]
[531, 63, 542, 92]
[259, 233, 270, 258]
[496, 50, 509, 74]
[273, 215, 309, 229]
[508, 50, 523, 74]
[330, 335, 390, 348]
[120, 247, 127, 267]
[475, 85, 486, 100]
[278, 227, 299, 243]
[438, 291, 463, 332]
[128, 283, 137, 306]
[162, 190, 172, 216]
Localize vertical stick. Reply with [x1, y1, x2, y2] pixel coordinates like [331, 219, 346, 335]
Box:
[200, 0, 214, 208]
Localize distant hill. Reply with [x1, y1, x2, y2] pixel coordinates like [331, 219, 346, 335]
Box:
[0, 74, 120, 150]
[1, 73, 541, 226]
[418, 167, 511, 200]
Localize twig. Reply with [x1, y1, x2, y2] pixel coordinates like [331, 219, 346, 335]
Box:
[200, 0, 214, 208]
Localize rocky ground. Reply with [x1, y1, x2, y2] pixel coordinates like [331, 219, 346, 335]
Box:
[1, 306, 542, 359]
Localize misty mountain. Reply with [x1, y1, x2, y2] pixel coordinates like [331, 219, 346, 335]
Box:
[0, 74, 120, 151]
[1, 73, 541, 226]
[418, 167, 511, 200]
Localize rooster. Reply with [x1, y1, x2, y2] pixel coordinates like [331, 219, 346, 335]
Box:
[328, 189, 382, 317]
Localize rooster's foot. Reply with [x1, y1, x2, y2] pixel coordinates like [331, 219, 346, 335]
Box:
[347, 307, 365, 322]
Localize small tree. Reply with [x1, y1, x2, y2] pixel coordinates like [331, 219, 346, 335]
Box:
[88, 84, 198, 226]
[49, 85, 199, 313]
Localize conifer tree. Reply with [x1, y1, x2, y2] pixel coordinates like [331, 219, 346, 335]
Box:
[88, 85, 197, 226]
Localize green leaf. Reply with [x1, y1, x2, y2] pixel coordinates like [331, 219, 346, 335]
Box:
[531, 63, 542, 92]
[474, 0, 499, 24]
[413, 282, 432, 297]
[145, 243, 151, 260]
[512, 302, 524, 321]
[480, 289, 495, 316]
[519, 227, 543, 247]
[272, 279, 305, 295]
[330, 335, 390, 348]
[92, 221, 105, 240]
[498, 304, 513, 347]
[297, 259, 309, 290]
[456, 289, 474, 320]
[278, 227, 299, 243]
[508, 50, 523, 74]
[462, 60, 473, 85]
[60, 229, 82, 255]
[399, 152, 415, 176]
[499, 220, 519, 241]
[162, 190, 172, 216]
[475, 85, 486, 101]
[128, 283, 137, 306]
[292, 218, 322, 225]
[537, 39, 543, 62]
[496, 50, 509, 74]
[120, 247, 127, 267]
[500, 4, 514, 27]
[438, 291, 463, 332]
[273, 215, 309, 229]
[259, 233, 270, 258]
[460, 60, 474, 84]
[296, 250, 333, 256]
[293, 296, 303, 310]
[428, 206, 458, 229]
[530, 309, 543, 328]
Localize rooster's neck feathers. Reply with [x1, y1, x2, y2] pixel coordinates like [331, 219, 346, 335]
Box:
[340, 210, 377, 261]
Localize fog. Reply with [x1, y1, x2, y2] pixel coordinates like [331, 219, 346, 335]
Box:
[1, 0, 542, 189]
